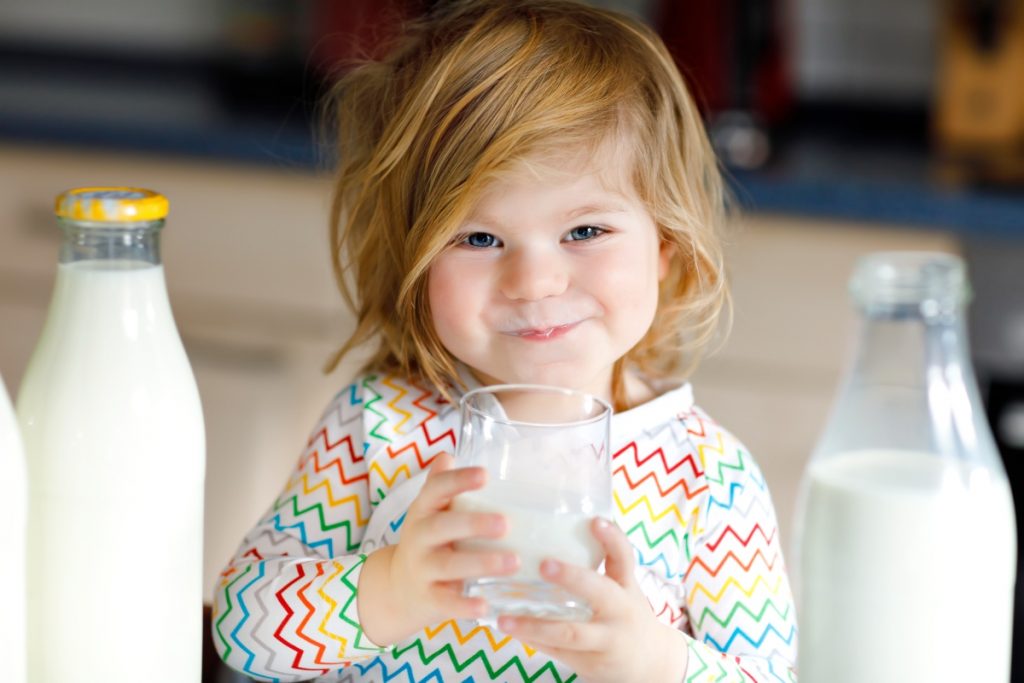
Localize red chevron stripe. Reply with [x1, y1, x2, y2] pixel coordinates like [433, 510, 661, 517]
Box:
[706, 524, 776, 553]
[243, 547, 265, 561]
[304, 430, 369, 486]
[275, 562, 330, 675]
[408, 377, 438, 423]
[385, 440, 436, 471]
[613, 464, 708, 500]
[655, 601, 685, 624]
[613, 442, 704, 479]
[684, 548, 778, 580]
[420, 421, 456, 449]
[294, 564, 337, 667]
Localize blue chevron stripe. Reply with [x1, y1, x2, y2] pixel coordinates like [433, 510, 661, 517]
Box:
[704, 623, 797, 653]
[230, 561, 281, 682]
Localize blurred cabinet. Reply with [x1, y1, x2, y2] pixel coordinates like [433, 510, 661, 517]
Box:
[0, 143, 360, 602]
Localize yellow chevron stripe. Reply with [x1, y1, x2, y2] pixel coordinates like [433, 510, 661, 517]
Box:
[614, 490, 686, 526]
[422, 620, 539, 657]
[297, 473, 370, 525]
[696, 432, 724, 470]
[318, 560, 350, 657]
[688, 573, 784, 605]
[382, 376, 414, 434]
[369, 460, 412, 488]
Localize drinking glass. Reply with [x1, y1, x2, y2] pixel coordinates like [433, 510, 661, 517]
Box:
[452, 384, 612, 622]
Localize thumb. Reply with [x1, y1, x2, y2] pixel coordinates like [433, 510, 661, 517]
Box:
[594, 518, 637, 588]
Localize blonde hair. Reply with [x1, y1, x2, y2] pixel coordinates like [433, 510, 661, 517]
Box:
[323, 0, 730, 410]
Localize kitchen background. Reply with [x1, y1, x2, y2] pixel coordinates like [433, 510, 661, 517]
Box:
[0, 0, 1021, 680]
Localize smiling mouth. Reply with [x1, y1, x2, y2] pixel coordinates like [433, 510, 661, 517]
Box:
[508, 322, 580, 340]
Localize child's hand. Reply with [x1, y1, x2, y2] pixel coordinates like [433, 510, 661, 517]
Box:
[495, 518, 689, 683]
[359, 452, 518, 646]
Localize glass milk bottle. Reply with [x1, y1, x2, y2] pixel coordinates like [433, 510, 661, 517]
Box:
[794, 252, 1016, 683]
[0, 371, 27, 683]
[16, 188, 205, 682]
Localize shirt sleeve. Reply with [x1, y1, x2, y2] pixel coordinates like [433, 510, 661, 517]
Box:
[680, 415, 799, 682]
[211, 382, 386, 682]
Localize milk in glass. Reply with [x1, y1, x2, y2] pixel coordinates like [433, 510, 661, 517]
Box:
[17, 188, 205, 682]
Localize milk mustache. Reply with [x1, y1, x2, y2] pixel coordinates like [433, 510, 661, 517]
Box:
[793, 252, 1017, 683]
[0, 372, 27, 683]
[16, 188, 205, 682]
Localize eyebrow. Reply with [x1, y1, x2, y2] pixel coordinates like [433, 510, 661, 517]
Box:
[467, 202, 628, 228]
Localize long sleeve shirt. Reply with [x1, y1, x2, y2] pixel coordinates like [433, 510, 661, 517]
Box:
[212, 372, 798, 682]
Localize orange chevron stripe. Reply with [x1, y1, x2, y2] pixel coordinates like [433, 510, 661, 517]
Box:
[305, 431, 368, 485]
[317, 560, 350, 658]
[385, 440, 436, 470]
[614, 490, 686, 526]
[289, 473, 370, 526]
[685, 548, 779, 581]
[613, 464, 708, 500]
[408, 377, 438, 423]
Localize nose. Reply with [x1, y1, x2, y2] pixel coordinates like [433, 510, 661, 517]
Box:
[498, 245, 570, 301]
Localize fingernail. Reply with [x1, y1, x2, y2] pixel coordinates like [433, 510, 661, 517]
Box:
[503, 553, 519, 571]
[490, 515, 506, 534]
[541, 559, 560, 578]
[595, 517, 611, 531]
[498, 616, 517, 631]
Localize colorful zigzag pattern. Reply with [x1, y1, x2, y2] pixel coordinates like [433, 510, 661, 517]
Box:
[213, 374, 797, 681]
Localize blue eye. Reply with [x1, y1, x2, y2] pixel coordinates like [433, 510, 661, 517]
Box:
[463, 232, 500, 248]
[566, 225, 604, 241]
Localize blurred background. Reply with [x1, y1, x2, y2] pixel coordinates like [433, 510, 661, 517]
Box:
[0, 0, 1022, 680]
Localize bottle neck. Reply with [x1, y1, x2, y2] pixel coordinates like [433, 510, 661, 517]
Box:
[840, 304, 997, 461]
[58, 218, 163, 266]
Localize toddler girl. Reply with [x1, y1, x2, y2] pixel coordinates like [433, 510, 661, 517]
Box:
[213, 1, 798, 681]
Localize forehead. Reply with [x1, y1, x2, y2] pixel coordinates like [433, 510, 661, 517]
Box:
[483, 134, 639, 203]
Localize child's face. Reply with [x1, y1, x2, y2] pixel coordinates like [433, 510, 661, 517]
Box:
[427, 148, 670, 400]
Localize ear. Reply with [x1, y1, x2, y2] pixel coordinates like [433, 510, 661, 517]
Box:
[658, 240, 675, 281]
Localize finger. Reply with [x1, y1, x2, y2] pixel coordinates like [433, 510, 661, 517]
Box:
[426, 547, 519, 581]
[535, 557, 625, 618]
[410, 457, 487, 515]
[415, 508, 507, 546]
[591, 517, 637, 588]
[497, 614, 607, 652]
[429, 581, 490, 620]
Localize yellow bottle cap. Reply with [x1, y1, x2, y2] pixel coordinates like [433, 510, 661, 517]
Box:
[54, 187, 169, 222]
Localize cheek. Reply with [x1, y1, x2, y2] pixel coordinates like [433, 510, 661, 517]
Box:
[427, 258, 485, 349]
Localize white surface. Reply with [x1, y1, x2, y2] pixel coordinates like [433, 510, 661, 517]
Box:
[798, 449, 1015, 682]
[17, 261, 205, 681]
[0, 372, 26, 683]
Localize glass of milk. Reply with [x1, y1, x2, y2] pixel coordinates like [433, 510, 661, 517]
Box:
[793, 252, 1017, 683]
[451, 384, 612, 622]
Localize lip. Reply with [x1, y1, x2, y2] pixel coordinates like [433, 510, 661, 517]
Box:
[506, 321, 581, 341]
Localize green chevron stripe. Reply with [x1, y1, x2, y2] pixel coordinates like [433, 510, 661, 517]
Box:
[362, 375, 392, 444]
[274, 494, 360, 552]
[215, 563, 253, 661]
[391, 638, 576, 682]
[624, 519, 680, 551]
[694, 597, 792, 631]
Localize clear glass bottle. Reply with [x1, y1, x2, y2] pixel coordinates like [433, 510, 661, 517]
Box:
[0, 371, 27, 683]
[16, 188, 205, 682]
[794, 251, 1016, 683]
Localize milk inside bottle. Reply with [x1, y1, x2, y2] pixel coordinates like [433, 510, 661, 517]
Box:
[16, 188, 205, 682]
[793, 252, 1016, 683]
[0, 371, 27, 683]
